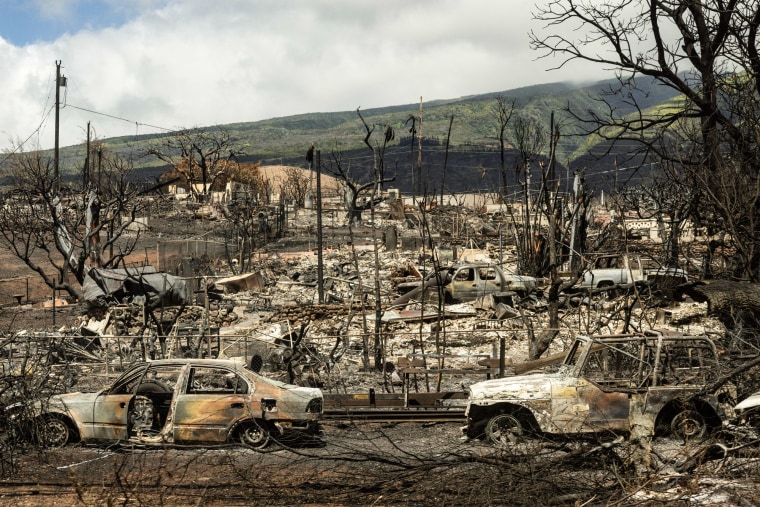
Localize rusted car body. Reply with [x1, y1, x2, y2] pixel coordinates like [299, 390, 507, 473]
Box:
[465, 331, 735, 446]
[394, 263, 537, 305]
[24, 358, 323, 449]
[445, 264, 537, 301]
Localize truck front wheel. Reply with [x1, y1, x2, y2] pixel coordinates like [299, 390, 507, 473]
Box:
[671, 410, 706, 441]
[597, 281, 618, 298]
[485, 414, 525, 447]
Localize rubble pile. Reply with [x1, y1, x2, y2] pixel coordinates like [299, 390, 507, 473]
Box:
[72, 235, 713, 392]
[2, 206, 723, 396]
[177, 303, 240, 327]
[82, 303, 241, 337]
[260, 303, 371, 323]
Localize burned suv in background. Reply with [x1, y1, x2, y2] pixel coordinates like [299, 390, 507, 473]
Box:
[465, 331, 734, 446]
[394, 263, 538, 305]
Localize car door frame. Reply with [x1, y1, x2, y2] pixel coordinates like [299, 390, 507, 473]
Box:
[449, 266, 479, 301]
[88, 366, 148, 442]
[172, 364, 253, 443]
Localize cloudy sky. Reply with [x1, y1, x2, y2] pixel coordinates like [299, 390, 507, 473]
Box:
[0, 0, 612, 152]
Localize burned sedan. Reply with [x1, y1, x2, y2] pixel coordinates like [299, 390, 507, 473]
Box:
[21, 358, 323, 449]
[464, 330, 735, 446]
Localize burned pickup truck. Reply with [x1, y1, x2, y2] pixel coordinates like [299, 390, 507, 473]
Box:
[562, 254, 688, 295]
[394, 263, 537, 304]
[464, 331, 735, 446]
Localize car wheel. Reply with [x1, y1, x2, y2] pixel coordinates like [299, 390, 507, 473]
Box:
[237, 421, 270, 450]
[671, 410, 706, 440]
[36, 416, 70, 448]
[485, 414, 524, 447]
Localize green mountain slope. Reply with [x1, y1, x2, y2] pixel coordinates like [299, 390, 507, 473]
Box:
[10, 77, 680, 193]
[213, 78, 677, 165]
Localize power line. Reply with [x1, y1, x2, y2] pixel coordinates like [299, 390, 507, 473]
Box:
[62, 103, 175, 133]
[0, 104, 56, 168]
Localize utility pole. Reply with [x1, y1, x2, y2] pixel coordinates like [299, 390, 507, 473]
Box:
[97, 146, 102, 194]
[316, 149, 324, 304]
[416, 97, 423, 197]
[54, 60, 66, 193]
[84, 121, 90, 188]
[440, 115, 453, 206]
[568, 171, 583, 271]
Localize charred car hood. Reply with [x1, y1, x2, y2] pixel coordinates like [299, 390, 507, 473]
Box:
[468, 373, 556, 402]
[26, 390, 104, 420]
[44, 391, 102, 409]
[54, 391, 102, 402]
[735, 391, 760, 413]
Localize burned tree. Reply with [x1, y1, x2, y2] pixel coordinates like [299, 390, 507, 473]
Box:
[530, 0, 760, 281]
[217, 162, 271, 274]
[147, 127, 245, 202]
[530, 115, 590, 359]
[328, 112, 395, 227]
[491, 95, 516, 197]
[511, 113, 547, 278]
[616, 170, 693, 269]
[279, 166, 311, 207]
[348, 109, 396, 370]
[0, 144, 148, 301]
[331, 165, 391, 226]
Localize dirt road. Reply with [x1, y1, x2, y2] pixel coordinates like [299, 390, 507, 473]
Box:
[2, 419, 751, 507]
[0, 421, 468, 506]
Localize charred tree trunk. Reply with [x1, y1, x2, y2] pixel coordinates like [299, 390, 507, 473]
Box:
[675, 280, 760, 330]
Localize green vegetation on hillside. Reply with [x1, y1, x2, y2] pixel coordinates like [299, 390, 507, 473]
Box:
[11, 77, 679, 184]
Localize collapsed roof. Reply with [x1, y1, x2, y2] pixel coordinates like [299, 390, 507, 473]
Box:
[82, 267, 188, 309]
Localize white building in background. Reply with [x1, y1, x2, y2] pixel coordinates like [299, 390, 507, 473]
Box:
[611, 211, 707, 243]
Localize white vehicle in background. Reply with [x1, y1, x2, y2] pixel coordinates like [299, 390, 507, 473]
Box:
[563, 254, 688, 294]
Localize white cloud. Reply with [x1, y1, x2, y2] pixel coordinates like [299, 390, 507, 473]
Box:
[32, 0, 81, 20]
[0, 0, 613, 153]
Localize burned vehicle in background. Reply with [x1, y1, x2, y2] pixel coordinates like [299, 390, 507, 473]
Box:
[561, 253, 688, 297]
[16, 358, 323, 449]
[464, 331, 734, 446]
[394, 263, 538, 304]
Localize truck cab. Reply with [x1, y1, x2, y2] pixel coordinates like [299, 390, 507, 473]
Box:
[394, 263, 537, 305]
[445, 264, 537, 301]
[569, 253, 687, 292]
[464, 330, 734, 447]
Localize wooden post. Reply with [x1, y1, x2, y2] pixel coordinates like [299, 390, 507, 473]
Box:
[499, 337, 506, 378]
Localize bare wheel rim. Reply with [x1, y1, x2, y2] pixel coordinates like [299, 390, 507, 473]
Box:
[38, 417, 69, 448]
[485, 414, 524, 447]
[671, 410, 706, 440]
[238, 422, 270, 450]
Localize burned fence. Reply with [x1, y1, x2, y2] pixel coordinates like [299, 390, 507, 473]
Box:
[157, 239, 235, 277]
